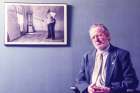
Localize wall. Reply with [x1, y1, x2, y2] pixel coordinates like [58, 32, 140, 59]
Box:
[0, 0, 140, 93]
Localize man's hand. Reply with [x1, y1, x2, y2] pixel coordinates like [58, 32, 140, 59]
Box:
[88, 84, 110, 93]
[88, 84, 96, 93]
[99, 86, 110, 93]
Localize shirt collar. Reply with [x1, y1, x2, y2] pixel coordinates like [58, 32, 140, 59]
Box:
[96, 44, 110, 55]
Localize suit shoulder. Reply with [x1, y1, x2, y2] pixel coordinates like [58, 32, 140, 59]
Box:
[114, 46, 130, 56]
[116, 47, 129, 53]
[83, 48, 95, 57]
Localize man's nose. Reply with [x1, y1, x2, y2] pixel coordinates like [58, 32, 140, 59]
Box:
[94, 36, 99, 41]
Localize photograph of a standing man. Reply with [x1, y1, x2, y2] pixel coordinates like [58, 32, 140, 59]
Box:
[46, 9, 56, 40]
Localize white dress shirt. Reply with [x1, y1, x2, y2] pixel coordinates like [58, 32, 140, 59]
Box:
[91, 45, 110, 86]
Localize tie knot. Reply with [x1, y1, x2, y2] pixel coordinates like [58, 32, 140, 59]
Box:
[99, 53, 103, 58]
[97, 53, 103, 63]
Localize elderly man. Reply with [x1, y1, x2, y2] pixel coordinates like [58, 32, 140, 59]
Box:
[75, 24, 138, 93]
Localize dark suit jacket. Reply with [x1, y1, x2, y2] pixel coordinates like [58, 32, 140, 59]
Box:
[75, 45, 139, 93]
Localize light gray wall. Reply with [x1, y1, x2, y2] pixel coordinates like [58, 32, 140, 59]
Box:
[0, 0, 140, 93]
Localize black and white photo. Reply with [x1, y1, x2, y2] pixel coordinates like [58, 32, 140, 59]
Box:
[5, 3, 67, 45]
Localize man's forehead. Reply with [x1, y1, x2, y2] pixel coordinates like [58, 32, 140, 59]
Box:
[91, 27, 105, 33]
[89, 26, 106, 38]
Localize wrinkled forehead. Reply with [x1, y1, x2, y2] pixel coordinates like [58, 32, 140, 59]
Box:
[89, 26, 107, 38]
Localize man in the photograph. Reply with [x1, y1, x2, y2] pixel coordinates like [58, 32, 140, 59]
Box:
[75, 24, 139, 93]
[46, 9, 56, 40]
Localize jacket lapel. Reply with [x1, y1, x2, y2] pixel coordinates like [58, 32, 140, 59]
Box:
[88, 49, 96, 83]
[105, 45, 117, 86]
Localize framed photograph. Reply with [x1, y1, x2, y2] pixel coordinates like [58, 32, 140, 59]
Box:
[5, 2, 67, 45]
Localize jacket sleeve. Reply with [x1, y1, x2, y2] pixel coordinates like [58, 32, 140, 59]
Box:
[111, 51, 139, 93]
[75, 54, 89, 93]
